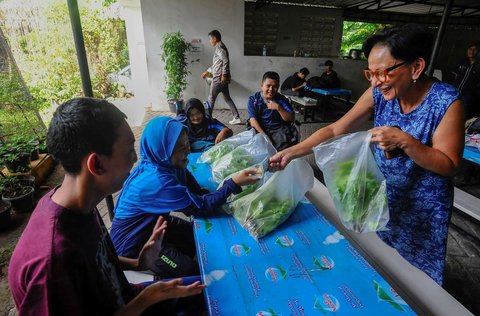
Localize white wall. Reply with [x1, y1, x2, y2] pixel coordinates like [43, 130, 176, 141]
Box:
[137, 0, 369, 112]
[118, 0, 150, 106]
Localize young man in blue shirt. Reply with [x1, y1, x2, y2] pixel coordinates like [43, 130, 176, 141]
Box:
[247, 71, 299, 151]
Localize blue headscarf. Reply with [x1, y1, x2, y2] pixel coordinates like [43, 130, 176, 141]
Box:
[114, 116, 202, 218]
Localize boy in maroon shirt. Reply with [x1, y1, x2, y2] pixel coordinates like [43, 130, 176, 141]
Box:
[8, 98, 204, 315]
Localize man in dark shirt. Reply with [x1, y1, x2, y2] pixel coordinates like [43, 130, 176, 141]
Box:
[280, 67, 309, 96]
[307, 60, 340, 89]
[248, 71, 299, 151]
[453, 42, 480, 120]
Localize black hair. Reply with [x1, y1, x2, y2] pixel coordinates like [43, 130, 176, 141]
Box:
[208, 30, 221, 41]
[299, 67, 310, 76]
[47, 97, 127, 174]
[262, 71, 280, 83]
[324, 60, 333, 67]
[185, 98, 205, 116]
[362, 23, 434, 68]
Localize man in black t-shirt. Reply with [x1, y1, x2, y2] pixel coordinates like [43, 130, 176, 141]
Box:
[280, 67, 309, 96]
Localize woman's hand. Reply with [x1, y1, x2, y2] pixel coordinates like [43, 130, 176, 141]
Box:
[269, 149, 294, 171]
[232, 168, 262, 186]
[137, 216, 167, 271]
[369, 126, 412, 152]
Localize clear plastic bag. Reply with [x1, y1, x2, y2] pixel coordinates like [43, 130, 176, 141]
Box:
[217, 161, 273, 204]
[198, 129, 256, 164]
[313, 131, 389, 233]
[210, 133, 276, 183]
[227, 159, 314, 239]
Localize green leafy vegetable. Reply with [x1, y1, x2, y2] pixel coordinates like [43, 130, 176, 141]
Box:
[334, 160, 384, 232]
[211, 147, 253, 181]
[201, 142, 235, 164]
[231, 194, 293, 238]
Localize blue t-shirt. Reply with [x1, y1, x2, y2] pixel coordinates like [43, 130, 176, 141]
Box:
[247, 92, 294, 131]
[373, 81, 460, 285]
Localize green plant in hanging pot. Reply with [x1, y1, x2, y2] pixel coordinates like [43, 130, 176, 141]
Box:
[161, 31, 192, 113]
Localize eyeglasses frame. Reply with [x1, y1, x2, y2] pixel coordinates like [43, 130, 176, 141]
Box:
[364, 61, 408, 83]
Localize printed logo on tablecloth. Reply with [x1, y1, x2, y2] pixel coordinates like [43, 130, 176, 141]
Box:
[373, 280, 408, 312]
[230, 244, 250, 257]
[255, 308, 279, 316]
[275, 234, 294, 247]
[323, 230, 345, 245]
[265, 266, 287, 282]
[313, 255, 335, 270]
[202, 218, 213, 234]
[314, 294, 340, 313]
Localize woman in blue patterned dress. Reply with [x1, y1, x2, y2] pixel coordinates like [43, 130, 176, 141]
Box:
[269, 24, 464, 284]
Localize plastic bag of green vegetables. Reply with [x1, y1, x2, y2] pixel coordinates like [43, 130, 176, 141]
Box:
[210, 133, 276, 183]
[227, 159, 314, 239]
[217, 161, 273, 204]
[313, 131, 389, 233]
[198, 129, 255, 164]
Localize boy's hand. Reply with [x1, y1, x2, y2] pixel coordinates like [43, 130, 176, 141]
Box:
[143, 279, 206, 302]
[266, 100, 280, 111]
[137, 216, 167, 271]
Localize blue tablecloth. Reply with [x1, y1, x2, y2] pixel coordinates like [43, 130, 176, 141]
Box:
[188, 153, 416, 316]
[464, 146, 480, 165]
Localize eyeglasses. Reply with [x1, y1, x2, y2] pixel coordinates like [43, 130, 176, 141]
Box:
[364, 61, 408, 83]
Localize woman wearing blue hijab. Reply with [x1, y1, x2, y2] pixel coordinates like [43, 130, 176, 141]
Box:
[111, 117, 259, 278]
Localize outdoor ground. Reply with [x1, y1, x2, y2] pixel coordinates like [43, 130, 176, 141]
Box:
[1, 103, 480, 315]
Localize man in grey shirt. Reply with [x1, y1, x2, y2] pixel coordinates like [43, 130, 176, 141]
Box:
[201, 30, 241, 124]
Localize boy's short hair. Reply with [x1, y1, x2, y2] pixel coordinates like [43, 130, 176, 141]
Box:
[262, 71, 280, 83]
[324, 60, 333, 67]
[299, 67, 310, 76]
[208, 30, 222, 41]
[47, 97, 127, 174]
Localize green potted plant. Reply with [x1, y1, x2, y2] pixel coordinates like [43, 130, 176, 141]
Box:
[0, 139, 32, 173]
[160, 31, 192, 113]
[0, 174, 35, 213]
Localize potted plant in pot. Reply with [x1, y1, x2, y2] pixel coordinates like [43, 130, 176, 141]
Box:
[0, 174, 35, 213]
[161, 31, 192, 113]
[0, 139, 32, 173]
[0, 199, 12, 231]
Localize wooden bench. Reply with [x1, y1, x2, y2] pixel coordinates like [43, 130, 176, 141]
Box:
[289, 96, 318, 122]
[306, 87, 352, 120]
[454, 146, 480, 221]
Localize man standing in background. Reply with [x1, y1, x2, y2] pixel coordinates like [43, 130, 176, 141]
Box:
[453, 42, 480, 120]
[201, 30, 242, 125]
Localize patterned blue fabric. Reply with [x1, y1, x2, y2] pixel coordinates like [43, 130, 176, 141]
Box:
[373, 81, 460, 284]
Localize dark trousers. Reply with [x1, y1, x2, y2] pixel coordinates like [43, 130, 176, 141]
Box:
[208, 77, 240, 118]
[152, 215, 199, 279]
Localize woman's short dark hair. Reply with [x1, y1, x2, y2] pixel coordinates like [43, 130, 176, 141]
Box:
[262, 71, 280, 83]
[208, 30, 221, 41]
[362, 23, 434, 68]
[47, 97, 127, 174]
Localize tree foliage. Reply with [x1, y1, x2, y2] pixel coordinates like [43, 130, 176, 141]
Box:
[0, 0, 129, 110]
[341, 21, 391, 58]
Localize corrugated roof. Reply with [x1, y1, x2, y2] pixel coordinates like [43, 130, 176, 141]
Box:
[249, 0, 480, 26]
